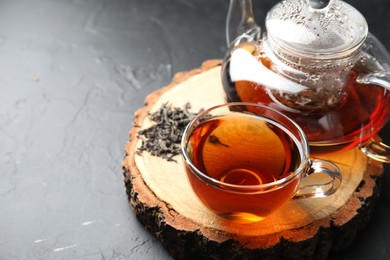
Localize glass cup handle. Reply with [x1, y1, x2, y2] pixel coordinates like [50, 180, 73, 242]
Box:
[293, 159, 342, 200]
[360, 138, 390, 163]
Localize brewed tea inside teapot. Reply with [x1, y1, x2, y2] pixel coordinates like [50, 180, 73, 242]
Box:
[221, 0, 390, 162]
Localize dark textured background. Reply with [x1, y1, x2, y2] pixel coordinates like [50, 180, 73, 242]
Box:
[0, 0, 389, 259]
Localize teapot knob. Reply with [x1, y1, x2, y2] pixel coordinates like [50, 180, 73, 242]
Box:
[308, 0, 332, 9]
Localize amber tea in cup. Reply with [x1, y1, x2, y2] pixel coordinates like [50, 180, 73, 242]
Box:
[181, 103, 341, 223]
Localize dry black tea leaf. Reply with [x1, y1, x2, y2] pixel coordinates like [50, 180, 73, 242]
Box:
[136, 102, 202, 162]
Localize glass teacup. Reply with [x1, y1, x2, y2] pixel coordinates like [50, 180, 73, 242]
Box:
[181, 102, 342, 223]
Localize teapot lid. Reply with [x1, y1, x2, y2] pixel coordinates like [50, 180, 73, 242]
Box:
[265, 0, 368, 59]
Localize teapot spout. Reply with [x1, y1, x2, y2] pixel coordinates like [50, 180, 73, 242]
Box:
[226, 0, 261, 46]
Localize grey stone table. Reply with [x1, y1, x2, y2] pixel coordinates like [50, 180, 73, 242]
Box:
[0, 0, 389, 259]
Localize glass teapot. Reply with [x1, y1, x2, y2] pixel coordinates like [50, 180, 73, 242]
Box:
[221, 0, 390, 162]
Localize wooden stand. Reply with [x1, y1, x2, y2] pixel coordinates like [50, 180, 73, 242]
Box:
[122, 60, 383, 259]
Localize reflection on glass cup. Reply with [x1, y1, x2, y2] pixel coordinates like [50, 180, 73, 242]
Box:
[181, 103, 342, 223]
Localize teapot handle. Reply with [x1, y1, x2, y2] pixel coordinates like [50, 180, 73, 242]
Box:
[355, 33, 390, 163]
[357, 71, 390, 91]
[357, 32, 390, 90]
[226, 0, 261, 46]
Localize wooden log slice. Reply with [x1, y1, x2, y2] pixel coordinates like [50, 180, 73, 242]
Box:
[122, 60, 384, 259]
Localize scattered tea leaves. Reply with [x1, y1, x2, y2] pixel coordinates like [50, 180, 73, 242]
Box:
[136, 102, 202, 162]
